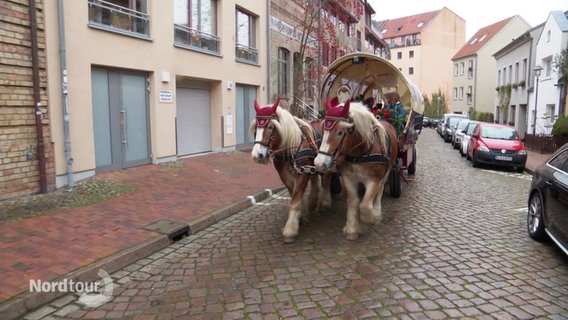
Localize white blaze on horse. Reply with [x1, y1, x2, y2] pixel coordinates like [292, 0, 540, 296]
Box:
[250, 98, 332, 243]
[314, 99, 399, 240]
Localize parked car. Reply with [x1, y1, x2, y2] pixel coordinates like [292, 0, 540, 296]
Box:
[430, 118, 440, 129]
[527, 143, 568, 256]
[451, 119, 470, 149]
[443, 115, 468, 142]
[422, 116, 431, 128]
[466, 123, 527, 172]
[460, 120, 480, 157]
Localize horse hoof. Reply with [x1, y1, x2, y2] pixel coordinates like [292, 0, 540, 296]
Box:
[344, 233, 359, 241]
[282, 236, 296, 244]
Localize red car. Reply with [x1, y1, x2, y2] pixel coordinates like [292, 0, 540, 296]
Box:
[466, 123, 527, 173]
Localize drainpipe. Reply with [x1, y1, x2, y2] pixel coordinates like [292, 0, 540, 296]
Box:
[29, 0, 47, 193]
[57, 0, 74, 187]
[266, 0, 271, 102]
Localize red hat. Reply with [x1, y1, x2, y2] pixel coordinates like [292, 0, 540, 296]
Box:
[253, 97, 280, 128]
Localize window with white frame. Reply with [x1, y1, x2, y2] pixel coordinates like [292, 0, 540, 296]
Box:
[453, 87, 458, 100]
[467, 86, 472, 105]
[277, 48, 289, 96]
[544, 56, 552, 78]
[235, 8, 258, 63]
[454, 63, 458, 76]
[459, 62, 465, 75]
[467, 60, 473, 78]
[459, 87, 464, 100]
[174, 0, 219, 53]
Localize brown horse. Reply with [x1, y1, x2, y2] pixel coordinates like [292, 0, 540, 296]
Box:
[314, 99, 399, 240]
[250, 98, 332, 243]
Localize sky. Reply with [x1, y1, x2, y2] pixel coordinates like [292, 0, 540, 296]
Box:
[367, 0, 567, 39]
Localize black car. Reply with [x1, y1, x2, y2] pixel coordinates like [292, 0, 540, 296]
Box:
[527, 143, 568, 256]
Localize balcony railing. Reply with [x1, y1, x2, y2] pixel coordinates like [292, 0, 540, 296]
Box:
[88, 0, 150, 37]
[174, 24, 220, 54]
[235, 43, 258, 64]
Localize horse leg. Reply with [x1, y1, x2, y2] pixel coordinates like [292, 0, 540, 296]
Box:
[306, 174, 320, 213]
[282, 174, 310, 243]
[317, 173, 333, 209]
[359, 179, 384, 225]
[341, 175, 363, 240]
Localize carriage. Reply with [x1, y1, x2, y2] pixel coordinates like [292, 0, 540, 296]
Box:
[318, 53, 425, 197]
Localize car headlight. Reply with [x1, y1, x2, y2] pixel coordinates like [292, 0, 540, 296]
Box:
[477, 145, 489, 152]
[518, 150, 527, 155]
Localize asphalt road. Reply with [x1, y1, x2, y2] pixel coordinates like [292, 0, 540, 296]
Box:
[22, 128, 568, 320]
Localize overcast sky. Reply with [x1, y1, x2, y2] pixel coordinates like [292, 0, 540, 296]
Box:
[366, 0, 566, 39]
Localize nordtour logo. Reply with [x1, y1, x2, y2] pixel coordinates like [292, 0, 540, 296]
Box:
[29, 269, 114, 308]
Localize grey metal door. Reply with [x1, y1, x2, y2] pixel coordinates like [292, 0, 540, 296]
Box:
[235, 85, 257, 147]
[92, 68, 150, 173]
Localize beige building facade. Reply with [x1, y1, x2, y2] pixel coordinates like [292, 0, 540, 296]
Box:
[45, 0, 268, 187]
[377, 7, 465, 109]
[451, 16, 530, 116]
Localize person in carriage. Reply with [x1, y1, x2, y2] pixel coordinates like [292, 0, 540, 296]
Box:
[380, 92, 407, 135]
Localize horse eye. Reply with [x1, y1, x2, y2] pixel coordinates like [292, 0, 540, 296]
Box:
[337, 130, 344, 137]
[268, 124, 275, 130]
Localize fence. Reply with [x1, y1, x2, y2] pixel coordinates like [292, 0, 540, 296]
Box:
[524, 134, 568, 154]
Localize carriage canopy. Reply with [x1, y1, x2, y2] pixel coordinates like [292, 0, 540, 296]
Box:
[319, 53, 424, 116]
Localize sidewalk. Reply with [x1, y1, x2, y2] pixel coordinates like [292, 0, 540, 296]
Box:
[0, 150, 283, 319]
[0, 147, 551, 319]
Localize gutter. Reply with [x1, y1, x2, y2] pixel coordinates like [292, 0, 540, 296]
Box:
[29, 0, 47, 193]
[266, 0, 271, 102]
[57, 0, 74, 187]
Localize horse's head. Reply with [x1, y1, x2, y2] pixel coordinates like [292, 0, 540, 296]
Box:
[251, 98, 281, 164]
[314, 99, 355, 172]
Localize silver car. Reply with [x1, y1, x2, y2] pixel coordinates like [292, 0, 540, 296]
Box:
[452, 119, 470, 150]
[459, 120, 480, 157]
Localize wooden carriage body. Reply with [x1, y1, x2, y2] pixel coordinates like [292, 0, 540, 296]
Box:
[319, 53, 425, 196]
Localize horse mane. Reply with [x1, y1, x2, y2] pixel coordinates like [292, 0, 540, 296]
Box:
[346, 102, 388, 152]
[249, 105, 307, 154]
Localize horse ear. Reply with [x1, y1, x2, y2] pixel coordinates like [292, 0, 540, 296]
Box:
[271, 97, 280, 113]
[342, 99, 350, 117]
[254, 100, 261, 113]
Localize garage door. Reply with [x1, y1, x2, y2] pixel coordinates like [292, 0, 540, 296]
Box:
[176, 87, 212, 155]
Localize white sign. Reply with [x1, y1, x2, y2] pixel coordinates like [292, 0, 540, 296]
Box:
[159, 89, 173, 103]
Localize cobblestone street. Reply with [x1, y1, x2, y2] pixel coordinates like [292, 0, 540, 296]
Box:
[23, 129, 568, 319]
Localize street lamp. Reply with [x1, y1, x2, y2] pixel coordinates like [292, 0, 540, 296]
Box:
[532, 65, 543, 135]
[436, 96, 441, 118]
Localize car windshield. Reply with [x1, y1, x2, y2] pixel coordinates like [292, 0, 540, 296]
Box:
[465, 123, 478, 135]
[456, 120, 468, 130]
[448, 117, 464, 127]
[481, 126, 519, 140]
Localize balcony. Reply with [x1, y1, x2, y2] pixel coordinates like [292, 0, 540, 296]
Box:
[88, 0, 150, 38]
[174, 24, 220, 54]
[235, 43, 258, 64]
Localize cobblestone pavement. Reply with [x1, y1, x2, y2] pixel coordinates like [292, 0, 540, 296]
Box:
[22, 129, 568, 319]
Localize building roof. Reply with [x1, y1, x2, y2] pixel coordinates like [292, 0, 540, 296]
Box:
[550, 10, 568, 31]
[376, 9, 441, 39]
[452, 16, 514, 60]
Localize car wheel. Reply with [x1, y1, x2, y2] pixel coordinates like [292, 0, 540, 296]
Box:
[527, 192, 546, 241]
[516, 166, 525, 173]
[471, 152, 479, 167]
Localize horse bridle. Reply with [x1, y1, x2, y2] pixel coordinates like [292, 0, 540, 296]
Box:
[254, 116, 320, 174]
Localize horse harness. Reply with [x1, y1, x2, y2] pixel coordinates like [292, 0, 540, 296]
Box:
[254, 116, 322, 175]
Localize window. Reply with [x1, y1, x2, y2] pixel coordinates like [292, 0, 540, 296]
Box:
[454, 63, 458, 76]
[174, 0, 219, 53]
[467, 86, 472, 105]
[409, 50, 414, 58]
[408, 67, 414, 75]
[522, 58, 528, 83]
[514, 62, 519, 84]
[235, 8, 258, 63]
[459, 87, 464, 100]
[277, 48, 289, 96]
[453, 87, 458, 100]
[356, 31, 362, 51]
[544, 57, 552, 78]
[459, 62, 465, 75]
[397, 52, 402, 60]
[88, 0, 150, 37]
[468, 60, 473, 78]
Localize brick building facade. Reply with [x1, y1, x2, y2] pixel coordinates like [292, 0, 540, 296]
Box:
[1, 0, 54, 199]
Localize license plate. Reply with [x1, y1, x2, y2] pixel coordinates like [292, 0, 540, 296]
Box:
[495, 155, 512, 161]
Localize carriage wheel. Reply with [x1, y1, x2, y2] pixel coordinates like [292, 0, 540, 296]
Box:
[389, 164, 402, 198]
[407, 146, 417, 175]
